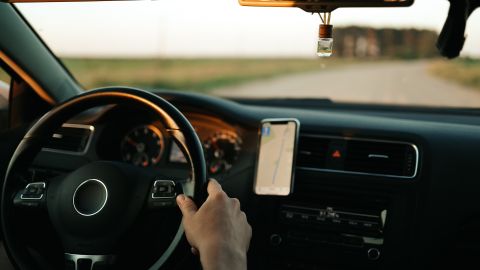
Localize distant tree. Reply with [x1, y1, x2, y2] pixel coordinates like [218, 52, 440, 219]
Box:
[332, 27, 439, 59]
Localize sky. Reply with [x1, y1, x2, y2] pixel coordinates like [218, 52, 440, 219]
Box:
[16, 0, 480, 58]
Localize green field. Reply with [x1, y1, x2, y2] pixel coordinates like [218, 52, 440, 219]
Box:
[7, 57, 478, 94]
[61, 58, 344, 91]
[0, 68, 9, 83]
[429, 58, 480, 90]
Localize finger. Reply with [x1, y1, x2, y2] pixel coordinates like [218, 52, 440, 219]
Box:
[231, 198, 241, 209]
[176, 194, 198, 218]
[207, 178, 223, 196]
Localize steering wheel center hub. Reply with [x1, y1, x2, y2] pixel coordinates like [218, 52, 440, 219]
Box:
[73, 179, 108, 217]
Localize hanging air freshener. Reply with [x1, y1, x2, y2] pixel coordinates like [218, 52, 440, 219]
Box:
[317, 12, 333, 57]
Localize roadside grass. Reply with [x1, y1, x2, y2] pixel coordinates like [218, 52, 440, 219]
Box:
[429, 58, 480, 90]
[0, 68, 9, 83]
[61, 58, 349, 91]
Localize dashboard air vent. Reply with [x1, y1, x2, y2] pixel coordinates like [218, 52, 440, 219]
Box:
[345, 140, 417, 177]
[296, 136, 330, 168]
[296, 135, 418, 178]
[43, 124, 94, 154]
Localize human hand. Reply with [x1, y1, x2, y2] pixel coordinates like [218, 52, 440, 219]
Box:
[176, 179, 252, 270]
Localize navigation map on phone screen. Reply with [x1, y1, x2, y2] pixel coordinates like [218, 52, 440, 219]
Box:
[254, 120, 298, 196]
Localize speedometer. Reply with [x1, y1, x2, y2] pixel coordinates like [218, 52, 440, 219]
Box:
[121, 125, 164, 167]
[203, 131, 242, 175]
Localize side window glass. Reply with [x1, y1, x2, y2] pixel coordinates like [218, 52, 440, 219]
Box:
[0, 67, 11, 131]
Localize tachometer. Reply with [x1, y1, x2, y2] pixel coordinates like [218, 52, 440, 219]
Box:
[203, 131, 242, 175]
[121, 125, 164, 167]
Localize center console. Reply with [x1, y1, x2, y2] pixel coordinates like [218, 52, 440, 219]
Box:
[249, 169, 418, 270]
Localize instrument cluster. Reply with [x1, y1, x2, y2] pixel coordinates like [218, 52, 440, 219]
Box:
[119, 113, 243, 175]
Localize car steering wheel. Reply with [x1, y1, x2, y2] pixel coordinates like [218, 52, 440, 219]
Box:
[1, 87, 207, 270]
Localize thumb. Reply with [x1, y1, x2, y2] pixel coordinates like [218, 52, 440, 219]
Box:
[176, 194, 198, 218]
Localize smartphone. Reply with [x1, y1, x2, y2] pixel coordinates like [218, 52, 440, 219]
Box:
[254, 119, 300, 196]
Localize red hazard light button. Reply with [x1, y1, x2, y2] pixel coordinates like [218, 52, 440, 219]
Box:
[332, 150, 342, 158]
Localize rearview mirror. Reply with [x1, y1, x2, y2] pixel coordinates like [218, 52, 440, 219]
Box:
[239, 0, 413, 12]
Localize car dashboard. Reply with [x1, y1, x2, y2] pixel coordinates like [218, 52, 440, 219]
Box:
[24, 91, 480, 269]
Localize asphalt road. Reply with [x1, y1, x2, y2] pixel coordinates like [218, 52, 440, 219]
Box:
[213, 61, 480, 108]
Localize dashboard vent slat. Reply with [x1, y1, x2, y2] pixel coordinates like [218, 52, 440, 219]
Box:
[296, 136, 330, 168]
[297, 135, 418, 178]
[43, 124, 94, 154]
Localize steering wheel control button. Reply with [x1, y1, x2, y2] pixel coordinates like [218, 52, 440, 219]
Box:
[148, 180, 177, 208]
[14, 182, 47, 207]
[73, 179, 108, 217]
[367, 248, 381, 261]
[151, 180, 176, 199]
[20, 182, 46, 200]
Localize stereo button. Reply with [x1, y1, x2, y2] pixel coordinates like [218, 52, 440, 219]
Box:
[270, 234, 283, 246]
[284, 212, 294, 219]
[348, 220, 358, 225]
[362, 222, 380, 231]
[367, 248, 381, 260]
[300, 214, 310, 222]
[332, 219, 342, 225]
[315, 216, 326, 223]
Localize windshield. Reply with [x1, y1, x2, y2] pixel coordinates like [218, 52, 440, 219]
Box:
[16, 0, 480, 108]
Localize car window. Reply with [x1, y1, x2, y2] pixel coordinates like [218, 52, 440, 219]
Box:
[0, 67, 10, 130]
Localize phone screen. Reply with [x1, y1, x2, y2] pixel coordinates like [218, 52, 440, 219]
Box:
[254, 119, 299, 196]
